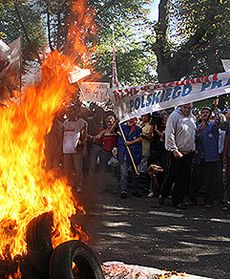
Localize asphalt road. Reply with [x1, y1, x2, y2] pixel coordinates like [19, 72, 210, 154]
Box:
[73, 174, 230, 279]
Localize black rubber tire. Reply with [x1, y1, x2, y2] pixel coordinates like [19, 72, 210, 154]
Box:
[26, 212, 53, 279]
[49, 240, 104, 279]
[20, 256, 42, 279]
[0, 260, 18, 277]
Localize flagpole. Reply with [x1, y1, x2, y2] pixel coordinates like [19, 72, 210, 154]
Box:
[19, 37, 22, 104]
[111, 26, 139, 175]
[119, 124, 139, 175]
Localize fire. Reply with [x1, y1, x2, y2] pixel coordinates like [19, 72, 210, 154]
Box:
[0, 0, 95, 262]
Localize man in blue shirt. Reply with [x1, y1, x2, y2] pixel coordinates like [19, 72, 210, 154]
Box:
[190, 107, 220, 207]
[118, 118, 142, 199]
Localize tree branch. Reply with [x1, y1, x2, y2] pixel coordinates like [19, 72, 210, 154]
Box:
[177, 0, 221, 56]
[14, 1, 30, 44]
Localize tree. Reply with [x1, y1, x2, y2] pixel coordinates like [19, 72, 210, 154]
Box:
[152, 0, 230, 82]
[91, 0, 156, 84]
[30, 0, 156, 84]
[0, 0, 46, 62]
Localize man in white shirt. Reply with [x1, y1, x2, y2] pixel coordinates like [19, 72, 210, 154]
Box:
[63, 106, 87, 195]
[163, 103, 196, 208]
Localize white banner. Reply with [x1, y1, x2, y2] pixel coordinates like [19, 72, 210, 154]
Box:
[79, 82, 110, 103]
[110, 72, 230, 123]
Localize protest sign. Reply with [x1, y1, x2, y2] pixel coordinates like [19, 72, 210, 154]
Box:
[79, 82, 110, 103]
[110, 72, 230, 123]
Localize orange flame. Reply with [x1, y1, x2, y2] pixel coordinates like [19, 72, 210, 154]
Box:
[0, 0, 95, 266]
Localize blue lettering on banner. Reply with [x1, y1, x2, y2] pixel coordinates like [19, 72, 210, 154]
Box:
[224, 78, 230, 86]
[164, 88, 172, 101]
[182, 84, 192, 96]
[201, 82, 211, 92]
[141, 95, 146, 108]
[152, 92, 160, 105]
[172, 86, 181, 99]
[211, 80, 222, 89]
[159, 90, 165, 102]
[135, 97, 141, 110]
[130, 99, 134, 113]
[146, 94, 152, 107]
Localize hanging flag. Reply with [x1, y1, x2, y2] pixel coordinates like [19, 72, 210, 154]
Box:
[0, 38, 21, 79]
[112, 46, 119, 88]
[0, 38, 22, 101]
[111, 24, 119, 89]
[0, 40, 10, 73]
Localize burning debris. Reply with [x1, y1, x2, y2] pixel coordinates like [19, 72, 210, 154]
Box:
[0, 0, 103, 278]
[0, 213, 104, 278]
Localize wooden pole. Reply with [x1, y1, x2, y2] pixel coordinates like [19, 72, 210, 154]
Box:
[119, 124, 139, 175]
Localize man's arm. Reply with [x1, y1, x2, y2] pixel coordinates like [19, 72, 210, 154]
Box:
[165, 114, 183, 158]
[125, 136, 142, 146]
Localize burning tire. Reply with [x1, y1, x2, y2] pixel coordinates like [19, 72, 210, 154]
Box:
[0, 260, 18, 278]
[26, 212, 53, 279]
[20, 256, 42, 279]
[49, 240, 104, 279]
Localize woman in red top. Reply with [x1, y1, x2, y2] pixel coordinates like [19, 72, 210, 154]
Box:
[94, 115, 118, 171]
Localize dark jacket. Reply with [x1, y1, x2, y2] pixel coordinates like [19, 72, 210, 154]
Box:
[118, 124, 142, 165]
[194, 121, 219, 163]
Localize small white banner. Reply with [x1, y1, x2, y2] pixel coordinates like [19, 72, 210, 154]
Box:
[110, 72, 230, 123]
[68, 67, 91, 84]
[79, 82, 110, 102]
[221, 59, 230, 72]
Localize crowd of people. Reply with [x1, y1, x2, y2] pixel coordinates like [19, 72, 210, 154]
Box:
[45, 101, 230, 211]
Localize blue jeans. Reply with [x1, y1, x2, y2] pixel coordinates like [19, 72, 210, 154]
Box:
[120, 157, 139, 193]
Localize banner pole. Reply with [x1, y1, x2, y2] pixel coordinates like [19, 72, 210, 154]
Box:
[119, 124, 139, 175]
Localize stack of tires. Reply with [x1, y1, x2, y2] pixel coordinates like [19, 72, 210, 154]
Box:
[23, 212, 104, 279]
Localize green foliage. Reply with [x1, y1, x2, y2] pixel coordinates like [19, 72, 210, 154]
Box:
[0, 0, 46, 62]
[153, 0, 230, 82]
[91, 0, 156, 84]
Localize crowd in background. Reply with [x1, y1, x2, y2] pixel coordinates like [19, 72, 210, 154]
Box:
[45, 101, 230, 211]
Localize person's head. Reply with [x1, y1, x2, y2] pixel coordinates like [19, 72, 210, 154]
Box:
[67, 107, 77, 121]
[141, 113, 151, 123]
[105, 115, 116, 128]
[226, 109, 230, 121]
[180, 103, 193, 116]
[200, 107, 211, 121]
[78, 106, 89, 120]
[127, 118, 137, 126]
[159, 111, 168, 125]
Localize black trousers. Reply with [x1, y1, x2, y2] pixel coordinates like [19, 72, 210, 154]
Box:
[190, 159, 219, 205]
[161, 152, 194, 206]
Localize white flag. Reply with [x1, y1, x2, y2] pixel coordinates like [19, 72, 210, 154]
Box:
[68, 66, 91, 84]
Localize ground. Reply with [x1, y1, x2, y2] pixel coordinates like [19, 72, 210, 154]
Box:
[72, 174, 230, 279]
